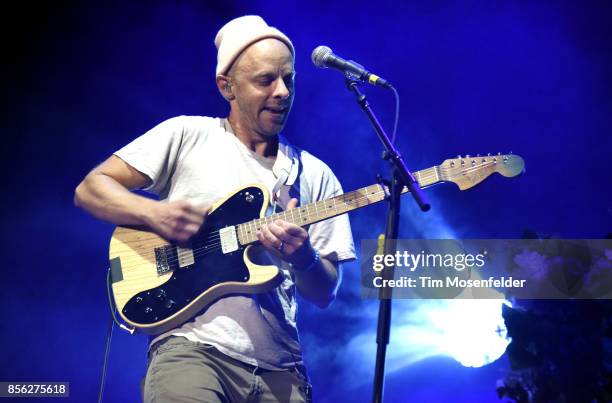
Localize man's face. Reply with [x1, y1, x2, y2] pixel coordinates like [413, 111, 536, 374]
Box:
[228, 38, 295, 137]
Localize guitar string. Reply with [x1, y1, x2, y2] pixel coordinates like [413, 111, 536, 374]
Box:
[115, 160, 499, 248]
[117, 161, 507, 267]
[112, 184, 377, 265]
[115, 164, 468, 267]
[122, 160, 506, 242]
[116, 186, 393, 267]
[117, 171, 432, 266]
[125, 183, 410, 267]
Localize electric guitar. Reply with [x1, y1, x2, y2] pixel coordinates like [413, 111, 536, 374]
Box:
[108, 153, 524, 334]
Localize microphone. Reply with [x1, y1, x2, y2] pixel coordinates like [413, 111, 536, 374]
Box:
[311, 45, 392, 88]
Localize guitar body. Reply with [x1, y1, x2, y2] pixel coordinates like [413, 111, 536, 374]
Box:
[109, 184, 283, 334]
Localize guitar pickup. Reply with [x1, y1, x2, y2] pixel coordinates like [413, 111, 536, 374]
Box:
[219, 226, 239, 254]
[176, 245, 195, 268]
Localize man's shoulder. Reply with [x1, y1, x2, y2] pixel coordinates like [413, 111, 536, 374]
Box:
[163, 115, 220, 131]
[152, 115, 223, 145]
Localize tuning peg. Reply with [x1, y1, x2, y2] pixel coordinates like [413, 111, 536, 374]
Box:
[497, 152, 501, 156]
[457, 155, 462, 159]
[509, 151, 513, 154]
[465, 154, 471, 158]
[487, 153, 491, 156]
[476, 153, 480, 157]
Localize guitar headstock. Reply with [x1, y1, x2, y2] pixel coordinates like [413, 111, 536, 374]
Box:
[440, 153, 525, 190]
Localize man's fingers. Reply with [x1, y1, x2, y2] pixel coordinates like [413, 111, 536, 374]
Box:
[183, 223, 201, 235]
[257, 225, 281, 249]
[175, 202, 210, 226]
[163, 201, 210, 241]
[183, 203, 210, 218]
[286, 198, 299, 210]
[176, 212, 203, 225]
[268, 221, 300, 244]
[174, 232, 191, 243]
[263, 225, 283, 247]
[195, 204, 212, 216]
[275, 220, 307, 237]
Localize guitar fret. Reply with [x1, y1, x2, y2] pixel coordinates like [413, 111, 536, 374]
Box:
[289, 207, 296, 225]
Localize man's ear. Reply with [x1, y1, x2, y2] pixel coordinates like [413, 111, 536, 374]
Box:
[216, 75, 234, 101]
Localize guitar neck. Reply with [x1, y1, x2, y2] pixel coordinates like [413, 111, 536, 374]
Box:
[237, 165, 442, 246]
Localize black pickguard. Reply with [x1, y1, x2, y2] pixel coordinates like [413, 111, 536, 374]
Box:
[122, 186, 266, 325]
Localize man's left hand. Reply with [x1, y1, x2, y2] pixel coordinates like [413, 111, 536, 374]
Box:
[256, 198, 315, 266]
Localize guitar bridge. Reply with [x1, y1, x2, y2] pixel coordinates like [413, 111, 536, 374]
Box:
[155, 246, 172, 274]
[219, 226, 239, 254]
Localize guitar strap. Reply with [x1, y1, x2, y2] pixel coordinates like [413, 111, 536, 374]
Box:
[270, 169, 289, 212]
[270, 142, 300, 214]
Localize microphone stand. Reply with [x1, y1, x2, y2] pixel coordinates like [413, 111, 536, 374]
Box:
[344, 76, 430, 403]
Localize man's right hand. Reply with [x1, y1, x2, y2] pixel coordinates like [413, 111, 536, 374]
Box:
[75, 155, 211, 242]
[146, 201, 211, 242]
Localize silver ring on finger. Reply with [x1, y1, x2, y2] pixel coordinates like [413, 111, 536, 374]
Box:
[278, 241, 285, 252]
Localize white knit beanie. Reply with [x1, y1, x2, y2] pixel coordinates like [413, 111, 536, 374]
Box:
[214, 15, 294, 76]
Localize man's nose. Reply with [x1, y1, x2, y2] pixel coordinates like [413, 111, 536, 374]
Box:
[272, 78, 290, 99]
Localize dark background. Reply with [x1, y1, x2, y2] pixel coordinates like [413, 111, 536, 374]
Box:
[2, 1, 610, 401]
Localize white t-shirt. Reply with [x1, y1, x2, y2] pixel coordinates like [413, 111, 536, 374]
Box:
[114, 116, 355, 369]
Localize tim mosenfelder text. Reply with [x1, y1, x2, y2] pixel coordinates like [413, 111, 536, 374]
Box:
[370, 251, 527, 290]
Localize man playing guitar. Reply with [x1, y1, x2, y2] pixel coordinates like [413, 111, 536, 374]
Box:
[75, 15, 355, 402]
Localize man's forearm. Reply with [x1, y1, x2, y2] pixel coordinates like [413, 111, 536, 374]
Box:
[74, 173, 156, 226]
[293, 257, 341, 309]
